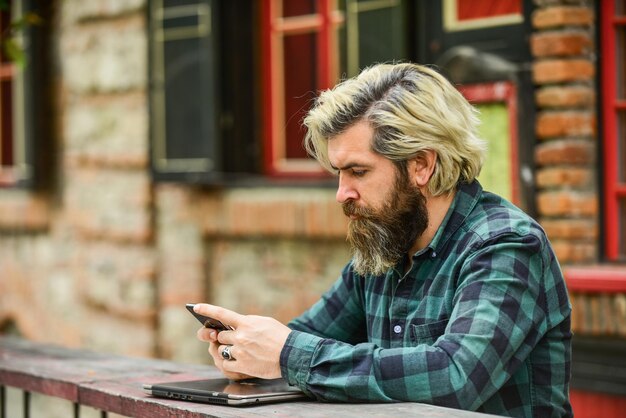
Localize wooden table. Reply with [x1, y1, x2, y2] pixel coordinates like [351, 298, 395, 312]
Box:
[0, 336, 494, 417]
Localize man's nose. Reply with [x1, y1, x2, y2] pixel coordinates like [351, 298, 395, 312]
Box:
[336, 175, 358, 203]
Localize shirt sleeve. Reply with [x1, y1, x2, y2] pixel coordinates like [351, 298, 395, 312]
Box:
[279, 231, 566, 409]
[286, 263, 368, 344]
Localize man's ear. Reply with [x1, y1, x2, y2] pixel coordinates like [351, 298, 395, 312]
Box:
[409, 150, 437, 187]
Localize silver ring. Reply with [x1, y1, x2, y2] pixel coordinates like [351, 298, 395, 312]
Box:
[221, 345, 234, 361]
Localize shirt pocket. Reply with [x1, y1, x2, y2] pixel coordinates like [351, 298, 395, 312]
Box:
[409, 318, 448, 345]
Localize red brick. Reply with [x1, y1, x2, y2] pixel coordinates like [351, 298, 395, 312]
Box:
[531, 31, 592, 57]
[0, 192, 50, 230]
[539, 218, 598, 240]
[536, 167, 593, 188]
[536, 111, 595, 139]
[535, 140, 594, 165]
[228, 198, 300, 236]
[201, 189, 346, 238]
[155, 185, 207, 307]
[536, 86, 594, 108]
[303, 198, 349, 237]
[65, 151, 148, 169]
[551, 240, 596, 264]
[158, 260, 206, 305]
[532, 6, 594, 29]
[537, 191, 597, 217]
[533, 59, 594, 84]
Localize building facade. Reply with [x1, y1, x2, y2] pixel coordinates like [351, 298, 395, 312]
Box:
[0, 0, 624, 415]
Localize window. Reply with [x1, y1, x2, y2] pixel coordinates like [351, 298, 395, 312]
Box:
[261, 0, 345, 177]
[149, 0, 221, 182]
[0, 3, 16, 185]
[0, 0, 45, 188]
[443, 0, 522, 32]
[458, 82, 519, 205]
[417, 0, 531, 66]
[150, 0, 407, 182]
[261, 0, 407, 177]
[345, 0, 406, 92]
[601, 1, 626, 261]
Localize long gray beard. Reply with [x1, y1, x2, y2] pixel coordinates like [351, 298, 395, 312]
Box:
[348, 218, 405, 276]
[346, 203, 429, 277]
[343, 176, 429, 277]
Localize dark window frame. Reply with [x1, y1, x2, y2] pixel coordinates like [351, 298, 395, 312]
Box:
[0, 0, 46, 189]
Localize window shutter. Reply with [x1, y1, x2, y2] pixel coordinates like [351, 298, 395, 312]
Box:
[149, 0, 220, 182]
[345, 0, 407, 77]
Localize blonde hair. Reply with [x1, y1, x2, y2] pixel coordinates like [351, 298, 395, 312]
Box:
[303, 63, 486, 196]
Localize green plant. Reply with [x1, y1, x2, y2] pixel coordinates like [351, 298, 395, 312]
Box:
[0, 0, 41, 67]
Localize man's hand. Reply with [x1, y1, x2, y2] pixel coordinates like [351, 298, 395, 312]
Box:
[194, 303, 292, 380]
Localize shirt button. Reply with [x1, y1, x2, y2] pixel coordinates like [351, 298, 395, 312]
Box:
[393, 325, 402, 334]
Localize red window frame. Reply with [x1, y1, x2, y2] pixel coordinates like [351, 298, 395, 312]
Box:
[602, 1, 626, 261]
[261, 0, 344, 177]
[458, 81, 520, 206]
[443, 0, 523, 32]
[0, 3, 16, 186]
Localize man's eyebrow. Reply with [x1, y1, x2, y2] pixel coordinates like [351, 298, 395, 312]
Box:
[329, 162, 369, 171]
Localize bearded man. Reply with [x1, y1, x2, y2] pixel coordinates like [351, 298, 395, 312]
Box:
[194, 63, 573, 418]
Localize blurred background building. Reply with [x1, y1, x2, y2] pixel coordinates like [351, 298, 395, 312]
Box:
[0, 0, 624, 416]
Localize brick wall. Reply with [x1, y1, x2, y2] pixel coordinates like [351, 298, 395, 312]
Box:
[155, 185, 348, 362]
[531, 1, 626, 337]
[531, 1, 598, 265]
[1, 0, 622, 366]
[0, 0, 350, 364]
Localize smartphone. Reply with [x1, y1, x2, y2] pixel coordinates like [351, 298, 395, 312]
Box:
[186, 303, 233, 331]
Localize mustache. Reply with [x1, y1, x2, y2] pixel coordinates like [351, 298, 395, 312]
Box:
[342, 200, 374, 219]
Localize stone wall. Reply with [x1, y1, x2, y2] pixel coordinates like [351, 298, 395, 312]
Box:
[0, 0, 350, 364]
[154, 185, 349, 361]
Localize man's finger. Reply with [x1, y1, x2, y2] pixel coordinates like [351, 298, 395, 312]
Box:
[216, 330, 236, 345]
[193, 303, 243, 329]
[208, 342, 222, 361]
[197, 327, 217, 342]
[221, 357, 240, 373]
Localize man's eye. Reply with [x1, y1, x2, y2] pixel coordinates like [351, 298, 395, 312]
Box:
[352, 169, 366, 177]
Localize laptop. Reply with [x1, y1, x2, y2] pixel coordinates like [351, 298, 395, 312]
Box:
[143, 377, 309, 406]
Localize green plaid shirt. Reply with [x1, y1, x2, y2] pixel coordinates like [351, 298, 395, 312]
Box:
[280, 181, 572, 418]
